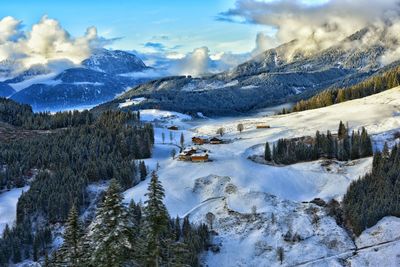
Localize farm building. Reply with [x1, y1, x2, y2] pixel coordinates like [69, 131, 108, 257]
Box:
[191, 153, 209, 162]
[178, 147, 209, 162]
[192, 137, 208, 145]
[256, 125, 270, 129]
[178, 147, 197, 161]
[210, 137, 223, 144]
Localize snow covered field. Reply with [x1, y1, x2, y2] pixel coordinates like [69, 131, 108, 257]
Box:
[1, 87, 400, 266]
[123, 87, 400, 266]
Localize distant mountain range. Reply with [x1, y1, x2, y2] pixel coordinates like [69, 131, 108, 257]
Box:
[3, 26, 400, 114]
[0, 49, 151, 111]
[95, 27, 397, 116]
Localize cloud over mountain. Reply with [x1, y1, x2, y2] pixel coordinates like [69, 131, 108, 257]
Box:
[0, 16, 114, 75]
[219, 0, 400, 64]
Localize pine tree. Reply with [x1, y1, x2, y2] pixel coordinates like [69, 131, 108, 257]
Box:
[360, 127, 373, 157]
[351, 131, 361, 160]
[59, 204, 83, 266]
[139, 161, 147, 181]
[89, 179, 133, 267]
[126, 199, 144, 264]
[144, 171, 169, 267]
[264, 142, 272, 161]
[338, 121, 347, 139]
[174, 216, 181, 242]
[336, 89, 346, 103]
[32, 237, 39, 262]
[180, 133, 185, 150]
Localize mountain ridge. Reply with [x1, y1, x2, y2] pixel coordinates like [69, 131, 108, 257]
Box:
[93, 26, 398, 116]
[6, 49, 151, 111]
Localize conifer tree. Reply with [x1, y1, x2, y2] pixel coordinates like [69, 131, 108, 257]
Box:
[139, 161, 147, 181]
[350, 131, 361, 160]
[59, 204, 83, 266]
[126, 199, 144, 264]
[89, 179, 133, 267]
[264, 142, 272, 161]
[360, 127, 373, 157]
[338, 121, 347, 139]
[144, 172, 169, 267]
[174, 216, 181, 242]
[180, 133, 185, 150]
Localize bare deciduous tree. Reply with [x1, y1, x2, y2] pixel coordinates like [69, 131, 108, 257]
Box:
[206, 212, 216, 230]
[237, 123, 244, 133]
[216, 127, 225, 137]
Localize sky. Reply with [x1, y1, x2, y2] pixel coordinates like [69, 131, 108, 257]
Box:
[1, 0, 399, 76]
[0, 0, 268, 54]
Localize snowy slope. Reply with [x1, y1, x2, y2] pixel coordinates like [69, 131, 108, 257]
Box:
[0, 186, 29, 235]
[184, 175, 355, 267]
[122, 87, 400, 266]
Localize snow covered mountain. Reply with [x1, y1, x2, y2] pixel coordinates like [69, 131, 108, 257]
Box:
[100, 27, 397, 116]
[5, 50, 152, 111]
[82, 48, 148, 74]
[10, 68, 144, 111]
[4, 65, 51, 85]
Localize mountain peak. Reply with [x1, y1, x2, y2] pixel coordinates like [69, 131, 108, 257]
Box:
[82, 49, 148, 75]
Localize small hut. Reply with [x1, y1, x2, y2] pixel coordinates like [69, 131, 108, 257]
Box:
[168, 125, 179, 131]
[192, 137, 207, 145]
[210, 137, 223, 144]
[256, 125, 270, 129]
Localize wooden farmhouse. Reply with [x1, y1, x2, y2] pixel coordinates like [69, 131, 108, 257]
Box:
[178, 147, 209, 162]
[192, 137, 207, 145]
[210, 137, 223, 144]
[191, 153, 209, 162]
[256, 125, 271, 129]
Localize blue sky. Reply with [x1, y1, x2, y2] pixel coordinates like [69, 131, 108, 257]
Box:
[0, 0, 272, 54]
[0, 0, 338, 75]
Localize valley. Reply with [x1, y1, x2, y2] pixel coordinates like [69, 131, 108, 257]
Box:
[2, 3, 400, 265]
[120, 87, 400, 266]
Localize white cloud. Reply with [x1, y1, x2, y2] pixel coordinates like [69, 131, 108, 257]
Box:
[174, 47, 210, 76]
[252, 32, 279, 56]
[0, 16, 21, 43]
[0, 16, 113, 76]
[221, 0, 400, 64]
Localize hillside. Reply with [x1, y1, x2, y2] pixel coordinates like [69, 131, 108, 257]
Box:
[122, 87, 400, 266]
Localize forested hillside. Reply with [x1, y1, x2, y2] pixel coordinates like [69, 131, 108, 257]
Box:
[0, 99, 155, 265]
[52, 174, 209, 267]
[284, 66, 400, 114]
[343, 143, 400, 236]
[0, 97, 94, 130]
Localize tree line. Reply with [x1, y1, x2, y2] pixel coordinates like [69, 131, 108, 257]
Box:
[279, 66, 400, 114]
[264, 122, 373, 165]
[343, 143, 400, 235]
